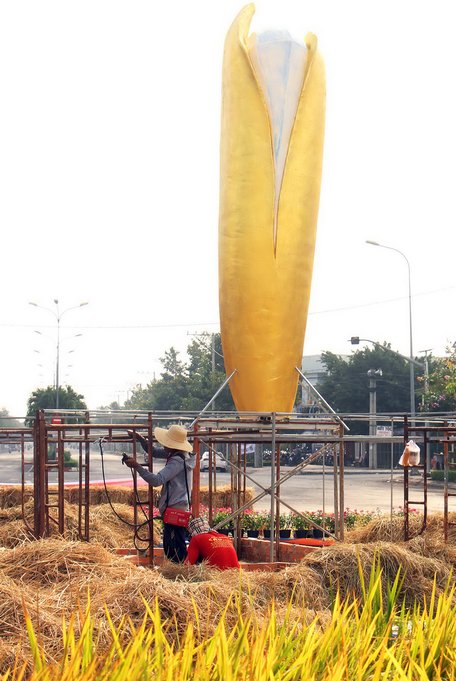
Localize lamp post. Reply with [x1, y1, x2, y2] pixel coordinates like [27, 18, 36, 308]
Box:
[34, 332, 81, 395]
[365, 241, 415, 415]
[350, 337, 423, 368]
[29, 300, 88, 408]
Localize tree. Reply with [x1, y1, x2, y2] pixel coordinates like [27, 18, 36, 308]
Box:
[126, 334, 235, 412]
[0, 408, 22, 428]
[317, 344, 422, 426]
[183, 334, 234, 411]
[420, 344, 456, 411]
[97, 401, 122, 411]
[26, 385, 87, 423]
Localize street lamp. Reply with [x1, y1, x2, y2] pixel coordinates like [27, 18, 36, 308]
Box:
[350, 337, 423, 368]
[33, 333, 82, 391]
[29, 300, 88, 408]
[365, 240, 415, 415]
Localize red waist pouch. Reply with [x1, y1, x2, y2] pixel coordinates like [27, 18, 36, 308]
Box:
[162, 508, 192, 527]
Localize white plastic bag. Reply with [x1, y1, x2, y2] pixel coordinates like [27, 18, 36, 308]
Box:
[399, 440, 420, 467]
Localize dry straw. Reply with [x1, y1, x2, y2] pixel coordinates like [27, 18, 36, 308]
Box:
[0, 500, 161, 548]
[0, 484, 253, 509]
[1, 509, 455, 673]
[346, 511, 456, 567]
[1, 534, 453, 658]
[304, 541, 451, 608]
[346, 511, 456, 545]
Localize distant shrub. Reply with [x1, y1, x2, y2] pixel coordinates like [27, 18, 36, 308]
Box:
[431, 469, 456, 482]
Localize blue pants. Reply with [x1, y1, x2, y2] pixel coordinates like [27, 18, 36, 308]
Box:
[163, 523, 188, 563]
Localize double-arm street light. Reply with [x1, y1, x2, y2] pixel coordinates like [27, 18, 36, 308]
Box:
[33, 332, 81, 390]
[29, 299, 88, 408]
[365, 240, 415, 415]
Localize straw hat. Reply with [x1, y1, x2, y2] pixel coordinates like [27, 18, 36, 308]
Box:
[154, 424, 193, 453]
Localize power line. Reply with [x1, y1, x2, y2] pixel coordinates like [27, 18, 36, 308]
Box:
[308, 285, 456, 316]
[0, 321, 220, 330]
[1, 285, 454, 330]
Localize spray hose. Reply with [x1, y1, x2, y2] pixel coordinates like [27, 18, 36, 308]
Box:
[98, 438, 155, 551]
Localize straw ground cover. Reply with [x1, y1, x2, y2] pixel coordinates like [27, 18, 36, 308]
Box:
[2, 565, 456, 679]
[0, 511, 455, 677]
[346, 511, 456, 566]
[0, 525, 455, 677]
[0, 485, 252, 510]
[0, 500, 161, 549]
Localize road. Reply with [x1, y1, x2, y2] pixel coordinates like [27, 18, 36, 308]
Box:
[0, 448, 452, 514]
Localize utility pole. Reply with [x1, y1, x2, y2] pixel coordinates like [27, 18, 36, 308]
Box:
[187, 331, 220, 411]
[419, 348, 432, 469]
[367, 368, 382, 469]
[418, 348, 432, 407]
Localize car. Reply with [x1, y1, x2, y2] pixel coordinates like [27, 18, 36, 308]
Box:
[200, 451, 228, 472]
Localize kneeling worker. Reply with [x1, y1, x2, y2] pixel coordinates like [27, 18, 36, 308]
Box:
[186, 517, 240, 569]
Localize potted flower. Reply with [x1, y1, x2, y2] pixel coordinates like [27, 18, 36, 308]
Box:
[212, 507, 233, 535]
[242, 510, 262, 538]
[279, 513, 292, 539]
[291, 513, 313, 538]
[261, 514, 291, 539]
[307, 510, 335, 538]
[343, 508, 376, 530]
[258, 513, 272, 538]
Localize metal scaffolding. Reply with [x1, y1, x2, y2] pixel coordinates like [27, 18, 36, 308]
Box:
[403, 417, 456, 540]
[1, 410, 455, 563]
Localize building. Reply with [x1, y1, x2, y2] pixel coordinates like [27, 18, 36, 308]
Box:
[299, 355, 328, 410]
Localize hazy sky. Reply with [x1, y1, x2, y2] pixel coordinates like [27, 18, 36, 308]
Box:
[1, 1, 455, 417]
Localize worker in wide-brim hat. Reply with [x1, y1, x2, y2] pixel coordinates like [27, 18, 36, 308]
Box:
[124, 424, 195, 563]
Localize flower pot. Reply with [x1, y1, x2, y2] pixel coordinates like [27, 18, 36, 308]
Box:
[263, 529, 271, 539]
[279, 529, 291, 539]
[246, 530, 260, 538]
[312, 529, 324, 539]
[294, 529, 313, 539]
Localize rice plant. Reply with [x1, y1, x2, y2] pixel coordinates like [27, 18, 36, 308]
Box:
[2, 562, 455, 680]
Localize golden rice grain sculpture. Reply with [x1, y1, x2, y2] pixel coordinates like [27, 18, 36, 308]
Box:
[219, 4, 326, 412]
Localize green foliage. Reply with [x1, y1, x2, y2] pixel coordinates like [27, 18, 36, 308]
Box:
[290, 512, 311, 531]
[26, 385, 87, 424]
[241, 510, 264, 530]
[431, 469, 456, 482]
[212, 507, 233, 527]
[420, 343, 456, 411]
[63, 450, 78, 468]
[97, 401, 122, 410]
[126, 333, 235, 412]
[318, 345, 422, 425]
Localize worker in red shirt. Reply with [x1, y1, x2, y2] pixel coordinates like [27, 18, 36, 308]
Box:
[186, 517, 240, 570]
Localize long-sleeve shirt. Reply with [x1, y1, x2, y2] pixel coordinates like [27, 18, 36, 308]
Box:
[135, 453, 196, 514]
[186, 532, 240, 569]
